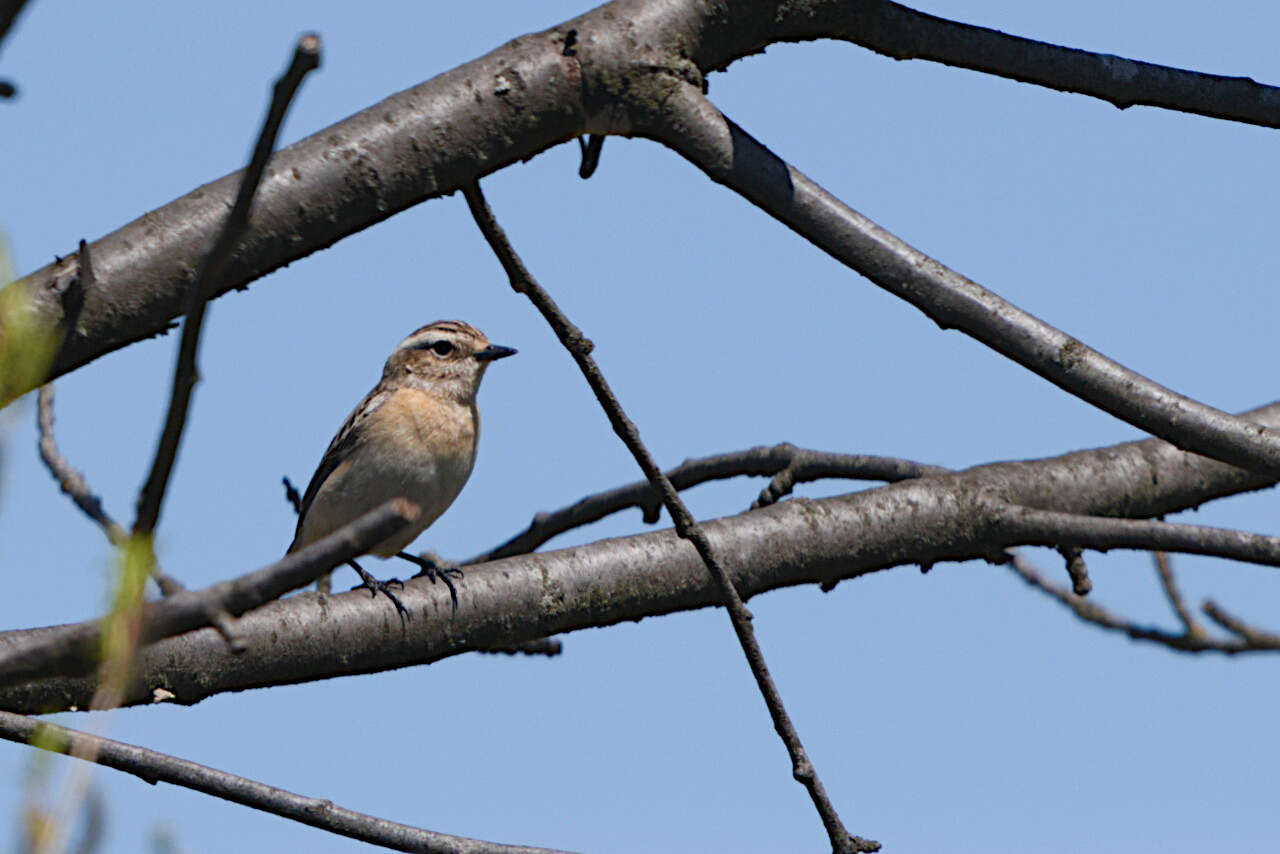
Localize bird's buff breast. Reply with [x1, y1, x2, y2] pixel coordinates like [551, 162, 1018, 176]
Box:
[301, 391, 477, 556]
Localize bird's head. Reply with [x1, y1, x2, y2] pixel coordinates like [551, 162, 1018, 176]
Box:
[385, 320, 516, 402]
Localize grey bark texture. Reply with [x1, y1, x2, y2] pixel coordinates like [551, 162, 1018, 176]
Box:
[9, 0, 1280, 389]
[4, 402, 1275, 714]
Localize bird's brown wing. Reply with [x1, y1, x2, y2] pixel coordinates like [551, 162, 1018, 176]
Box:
[290, 386, 392, 551]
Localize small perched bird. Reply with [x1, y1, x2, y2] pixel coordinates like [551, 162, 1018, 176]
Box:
[288, 320, 516, 617]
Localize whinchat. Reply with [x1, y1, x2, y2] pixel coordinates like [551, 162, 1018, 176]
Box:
[287, 320, 516, 617]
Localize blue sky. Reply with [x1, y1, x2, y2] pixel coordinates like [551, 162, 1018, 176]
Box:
[2, 2, 1279, 852]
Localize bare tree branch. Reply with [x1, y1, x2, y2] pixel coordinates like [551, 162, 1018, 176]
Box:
[0, 710, 572, 854]
[1201, 600, 1280, 648]
[737, 0, 1280, 128]
[7, 0, 1280, 397]
[1005, 553, 1280, 655]
[1056, 546, 1091, 596]
[0, 0, 30, 97]
[638, 85, 1280, 477]
[462, 182, 877, 853]
[0, 499, 417, 691]
[471, 443, 946, 564]
[1151, 552, 1202, 638]
[134, 34, 320, 535]
[0, 0, 30, 51]
[576, 134, 604, 179]
[746, 445, 946, 509]
[4, 406, 1276, 713]
[477, 638, 563, 657]
[467, 445, 937, 659]
[991, 504, 1280, 568]
[37, 385, 126, 546]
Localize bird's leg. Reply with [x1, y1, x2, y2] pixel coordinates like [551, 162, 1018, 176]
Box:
[395, 551, 463, 614]
[347, 559, 409, 622]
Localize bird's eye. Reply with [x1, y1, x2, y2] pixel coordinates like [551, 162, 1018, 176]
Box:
[429, 340, 455, 356]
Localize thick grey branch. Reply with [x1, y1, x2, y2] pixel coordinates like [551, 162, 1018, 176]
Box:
[4, 403, 1278, 715]
[7, 18, 585, 386]
[701, 0, 1280, 127]
[0, 711, 571, 854]
[0, 500, 418, 691]
[7, 0, 1280, 396]
[638, 86, 1280, 477]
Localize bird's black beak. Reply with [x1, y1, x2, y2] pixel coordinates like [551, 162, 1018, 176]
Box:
[475, 344, 518, 363]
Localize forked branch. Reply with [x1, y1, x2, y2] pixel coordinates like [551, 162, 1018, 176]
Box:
[471, 443, 946, 564]
[753, 0, 1280, 128]
[639, 86, 1280, 478]
[5, 403, 1280, 713]
[1007, 553, 1280, 655]
[9, 1, 1280, 394]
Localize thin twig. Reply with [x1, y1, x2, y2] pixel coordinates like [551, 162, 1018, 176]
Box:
[0, 710, 572, 854]
[991, 504, 1280, 569]
[281, 476, 302, 515]
[0, 0, 28, 99]
[470, 443, 946, 564]
[1202, 600, 1280, 648]
[1151, 552, 1201, 637]
[0, 499, 418, 690]
[282, 475, 330, 593]
[644, 87, 1280, 478]
[0, 0, 30, 50]
[1005, 553, 1276, 655]
[577, 135, 604, 179]
[477, 638, 563, 657]
[754, 465, 800, 509]
[37, 385, 125, 544]
[1057, 546, 1091, 596]
[463, 182, 877, 854]
[133, 34, 321, 535]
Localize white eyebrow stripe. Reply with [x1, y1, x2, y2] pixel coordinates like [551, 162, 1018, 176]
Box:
[396, 332, 434, 351]
[395, 321, 480, 352]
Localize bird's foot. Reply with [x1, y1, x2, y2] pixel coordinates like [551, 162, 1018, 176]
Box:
[396, 551, 464, 614]
[347, 560, 409, 622]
